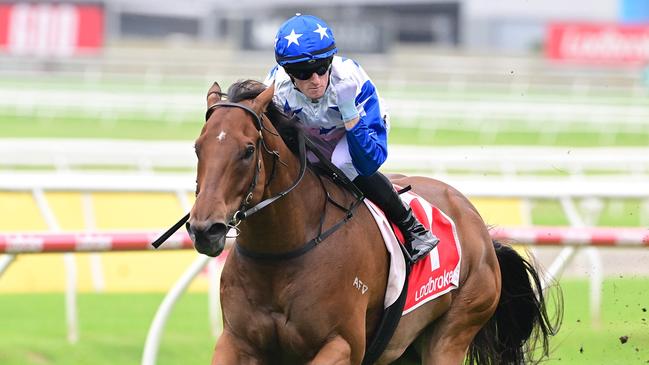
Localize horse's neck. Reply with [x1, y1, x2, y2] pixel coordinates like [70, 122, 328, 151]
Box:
[236, 133, 324, 253]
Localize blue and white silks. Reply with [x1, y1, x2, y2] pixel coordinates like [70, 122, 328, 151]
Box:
[264, 56, 390, 179]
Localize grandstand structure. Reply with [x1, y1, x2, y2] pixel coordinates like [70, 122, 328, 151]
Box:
[29, 0, 623, 52]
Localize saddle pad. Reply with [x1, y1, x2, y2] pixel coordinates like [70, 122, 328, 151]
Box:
[364, 187, 462, 315]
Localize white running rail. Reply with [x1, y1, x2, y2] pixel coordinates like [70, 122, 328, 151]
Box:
[1, 139, 648, 177]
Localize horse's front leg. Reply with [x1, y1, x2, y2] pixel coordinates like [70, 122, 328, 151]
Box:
[308, 335, 355, 365]
[211, 330, 259, 365]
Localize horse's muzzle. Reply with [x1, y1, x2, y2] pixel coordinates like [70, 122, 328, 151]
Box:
[186, 220, 227, 257]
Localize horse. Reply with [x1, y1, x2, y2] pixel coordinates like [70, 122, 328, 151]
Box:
[186, 79, 558, 365]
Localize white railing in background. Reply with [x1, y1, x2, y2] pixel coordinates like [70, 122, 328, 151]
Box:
[2, 45, 648, 141]
[1, 139, 648, 177]
[2, 88, 648, 135]
[2, 171, 648, 197]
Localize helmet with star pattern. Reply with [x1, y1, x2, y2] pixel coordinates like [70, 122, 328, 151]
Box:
[274, 14, 337, 66]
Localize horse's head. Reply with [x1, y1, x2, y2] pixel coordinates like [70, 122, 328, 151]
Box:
[187, 81, 276, 257]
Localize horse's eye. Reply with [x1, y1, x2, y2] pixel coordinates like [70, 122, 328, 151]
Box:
[243, 144, 255, 159]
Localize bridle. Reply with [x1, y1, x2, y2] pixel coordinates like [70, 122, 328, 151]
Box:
[203, 101, 308, 227]
[152, 100, 307, 249]
[153, 98, 364, 261]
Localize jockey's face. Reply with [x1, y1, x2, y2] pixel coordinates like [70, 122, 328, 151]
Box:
[292, 69, 330, 100]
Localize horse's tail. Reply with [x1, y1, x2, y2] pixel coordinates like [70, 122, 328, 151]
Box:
[467, 240, 562, 365]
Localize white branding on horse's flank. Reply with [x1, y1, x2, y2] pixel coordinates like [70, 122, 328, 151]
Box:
[217, 131, 226, 141]
[353, 276, 368, 294]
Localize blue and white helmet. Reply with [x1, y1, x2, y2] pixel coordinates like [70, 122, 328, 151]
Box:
[274, 14, 337, 66]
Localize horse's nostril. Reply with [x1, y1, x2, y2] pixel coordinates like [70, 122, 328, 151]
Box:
[208, 223, 226, 235]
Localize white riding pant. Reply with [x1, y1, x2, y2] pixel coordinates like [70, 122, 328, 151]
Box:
[331, 136, 358, 180]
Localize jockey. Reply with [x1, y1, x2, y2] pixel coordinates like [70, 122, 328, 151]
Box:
[264, 14, 439, 262]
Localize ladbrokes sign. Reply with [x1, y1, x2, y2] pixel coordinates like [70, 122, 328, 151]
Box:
[546, 22, 649, 65]
[0, 3, 103, 57]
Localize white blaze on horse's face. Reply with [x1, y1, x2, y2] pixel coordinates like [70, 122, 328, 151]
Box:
[190, 106, 261, 257]
[217, 130, 226, 142]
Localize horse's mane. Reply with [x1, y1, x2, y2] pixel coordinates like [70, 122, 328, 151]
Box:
[227, 79, 302, 155]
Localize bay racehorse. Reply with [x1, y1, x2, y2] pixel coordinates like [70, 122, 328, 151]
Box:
[185, 80, 559, 365]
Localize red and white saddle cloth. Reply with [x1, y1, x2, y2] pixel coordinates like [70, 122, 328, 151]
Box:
[364, 187, 462, 315]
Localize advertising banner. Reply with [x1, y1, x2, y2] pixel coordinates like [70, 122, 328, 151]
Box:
[546, 22, 649, 65]
[0, 3, 103, 57]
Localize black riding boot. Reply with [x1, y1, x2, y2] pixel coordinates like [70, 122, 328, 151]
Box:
[353, 172, 440, 263]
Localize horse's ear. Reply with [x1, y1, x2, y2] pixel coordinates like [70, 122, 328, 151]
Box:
[253, 83, 275, 114]
[206, 82, 222, 107]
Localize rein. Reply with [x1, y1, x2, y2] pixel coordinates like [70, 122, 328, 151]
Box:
[152, 100, 364, 261]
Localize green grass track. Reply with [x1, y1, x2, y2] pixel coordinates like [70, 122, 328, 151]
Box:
[0, 278, 647, 365]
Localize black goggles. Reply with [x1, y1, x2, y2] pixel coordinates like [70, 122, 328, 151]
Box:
[285, 61, 332, 80]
